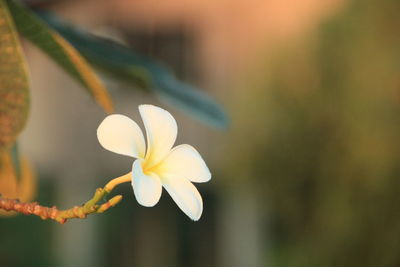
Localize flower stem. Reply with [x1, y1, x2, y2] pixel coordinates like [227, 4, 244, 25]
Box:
[0, 172, 132, 224]
[104, 173, 131, 192]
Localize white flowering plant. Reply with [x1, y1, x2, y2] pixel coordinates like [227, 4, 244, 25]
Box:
[0, 0, 226, 223]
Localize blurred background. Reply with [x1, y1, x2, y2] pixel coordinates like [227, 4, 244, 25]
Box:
[2, 0, 400, 266]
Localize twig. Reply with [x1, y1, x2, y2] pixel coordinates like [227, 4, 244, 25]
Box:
[0, 173, 131, 224]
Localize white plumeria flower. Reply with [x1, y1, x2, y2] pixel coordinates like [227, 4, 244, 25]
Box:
[97, 104, 211, 220]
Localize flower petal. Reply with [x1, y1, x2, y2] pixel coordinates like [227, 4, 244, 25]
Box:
[139, 104, 177, 168]
[97, 114, 145, 158]
[132, 159, 162, 207]
[157, 145, 211, 183]
[162, 174, 203, 221]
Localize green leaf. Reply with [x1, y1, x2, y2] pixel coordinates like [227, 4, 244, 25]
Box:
[36, 11, 229, 129]
[6, 0, 113, 113]
[0, 0, 29, 150]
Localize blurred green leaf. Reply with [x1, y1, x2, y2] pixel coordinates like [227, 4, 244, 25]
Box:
[35, 11, 229, 129]
[0, 0, 29, 150]
[7, 0, 113, 113]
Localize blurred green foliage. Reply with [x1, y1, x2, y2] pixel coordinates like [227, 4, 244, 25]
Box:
[230, 0, 400, 266]
[34, 11, 228, 129]
[0, 0, 227, 154]
[8, 0, 114, 113]
[0, 0, 29, 150]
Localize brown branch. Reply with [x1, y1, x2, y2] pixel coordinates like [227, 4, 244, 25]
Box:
[0, 190, 122, 224]
[0, 173, 131, 224]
